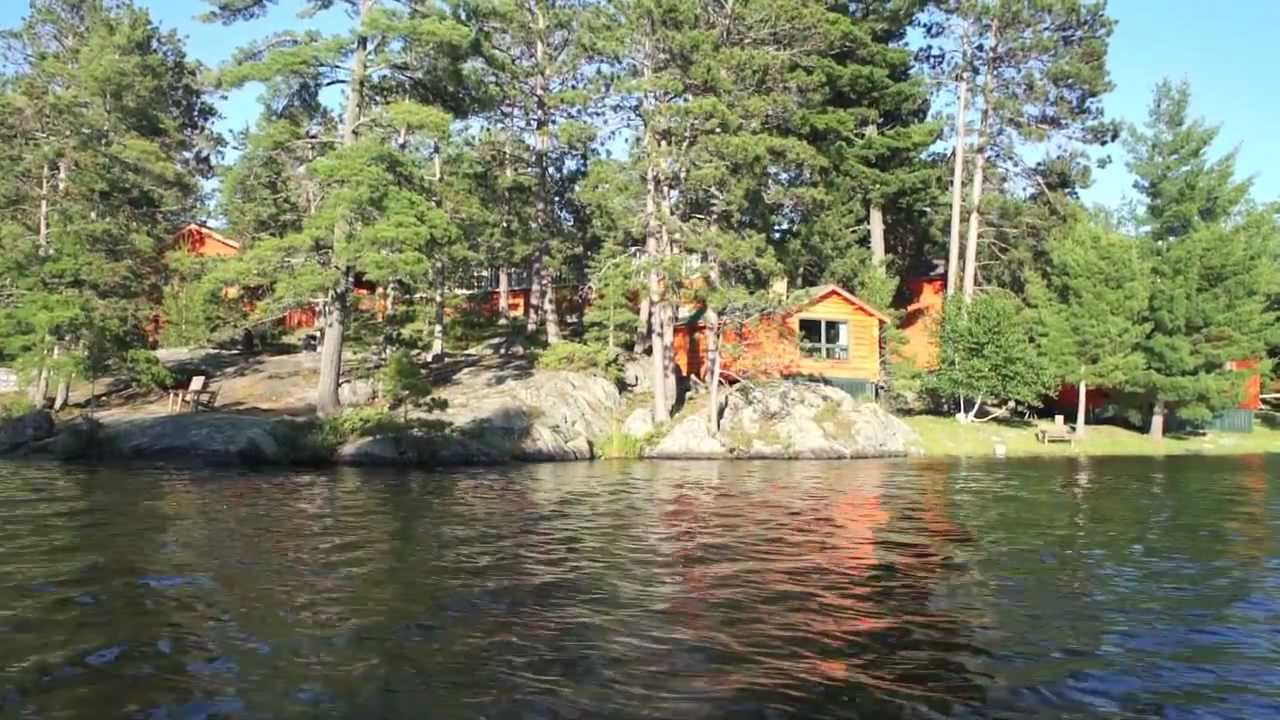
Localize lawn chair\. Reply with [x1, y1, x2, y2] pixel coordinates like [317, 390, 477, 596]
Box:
[168, 376, 219, 413]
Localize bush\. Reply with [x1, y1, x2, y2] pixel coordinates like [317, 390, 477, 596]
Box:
[536, 341, 622, 383]
[124, 349, 176, 395]
[0, 394, 35, 421]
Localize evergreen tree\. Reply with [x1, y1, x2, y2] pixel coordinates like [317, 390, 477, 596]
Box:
[1027, 212, 1151, 437]
[1126, 80, 1280, 438]
[204, 0, 471, 416]
[0, 0, 217, 407]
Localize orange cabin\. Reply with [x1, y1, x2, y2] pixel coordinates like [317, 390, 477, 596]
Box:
[173, 223, 242, 258]
[897, 275, 945, 370]
[673, 284, 889, 399]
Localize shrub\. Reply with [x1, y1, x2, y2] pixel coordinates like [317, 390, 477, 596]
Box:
[536, 341, 622, 383]
[124, 349, 175, 395]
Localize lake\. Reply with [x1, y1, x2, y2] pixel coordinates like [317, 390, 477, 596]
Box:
[2, 456, 1278, 718]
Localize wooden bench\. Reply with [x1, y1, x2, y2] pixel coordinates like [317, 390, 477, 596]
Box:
[1037, 414, 1074, 445]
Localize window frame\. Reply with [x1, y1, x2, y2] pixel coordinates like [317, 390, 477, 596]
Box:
[797, 316, 850, 362]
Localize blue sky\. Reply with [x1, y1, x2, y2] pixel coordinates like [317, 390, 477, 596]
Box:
[2, 0, 1276, 209]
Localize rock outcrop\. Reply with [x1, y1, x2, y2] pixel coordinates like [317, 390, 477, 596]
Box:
[436, 367, 621, 461]
[647, 381, 918, 459]
[95, 412, 289, 465]
[0, 410, 56, 454]
[25, 416, 102, 460]
[335, 433, 504, 467]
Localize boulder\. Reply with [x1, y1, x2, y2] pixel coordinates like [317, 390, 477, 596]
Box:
[338, 378, 379, 407]
[25, 415, 103, 460]
[0, 410, 56, 454]
[98, 412, 287, 465]
[336, 432, 504, 467]
[436, 368, 621, 461]
[647, 412, 728, 458]
[621, 408, 655, 439]
[646, 381, 918, 459]
[620, 354, 652, 393]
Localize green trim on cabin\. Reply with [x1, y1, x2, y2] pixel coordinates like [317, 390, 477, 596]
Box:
[1207, 409, 1255, 433]
[786, 375, 877, 402]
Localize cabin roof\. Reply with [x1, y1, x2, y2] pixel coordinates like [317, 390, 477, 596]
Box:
[674, 284, 890, 326]
[176, 223, 241, 250]
[786, 284, 891, 324]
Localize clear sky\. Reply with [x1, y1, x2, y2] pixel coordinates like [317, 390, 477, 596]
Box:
[2, 0, 1276, 208]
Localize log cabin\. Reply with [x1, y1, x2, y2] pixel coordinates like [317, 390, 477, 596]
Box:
[673, 284, 890, 400]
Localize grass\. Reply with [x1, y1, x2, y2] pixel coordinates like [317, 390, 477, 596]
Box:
[904, 413, 1280, 458]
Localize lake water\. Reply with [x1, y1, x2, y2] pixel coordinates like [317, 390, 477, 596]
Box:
[2, 456, 1278, 718]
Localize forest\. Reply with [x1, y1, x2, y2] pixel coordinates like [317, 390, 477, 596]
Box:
[1, 0, 1276, 441]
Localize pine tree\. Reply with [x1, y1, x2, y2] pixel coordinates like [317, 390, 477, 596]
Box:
[204, 0, 470, 416]
[921, 0, 1117, 301]
[790, 0, 939, 298]
[1026, 212, 1151, 437]
[0, 0, 216, 406]
[1126, 80, 1280, 438]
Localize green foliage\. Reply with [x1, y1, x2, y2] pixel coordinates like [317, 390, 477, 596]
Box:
[930, 293, 1053, 418]
[381, 350, 447, 420]
[582, 245, 642, 349]
[0, 1, 217, 398]
[1027, 212, 1152, 396]
[1126, 80, 1280, 425]
[124, 350, 176, 395]
[0, 394, 35, 421]
[536, 341, 622, 383]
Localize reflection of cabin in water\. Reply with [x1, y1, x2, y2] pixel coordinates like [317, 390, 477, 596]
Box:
[673, 284, 890, 401]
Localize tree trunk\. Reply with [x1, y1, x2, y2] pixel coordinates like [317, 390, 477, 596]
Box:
[431, 264, 446, 363]
[316, 285, 349, 418]
[29, 365, 49, 409]
[38, 162, 50, 257]
[863, 121, 888, 267]
[869, 203, 886, 267]
[966, 395, 983, 423]
[499, 135, 515, 328]
[340, 1, 371, 147]
[643, 120, 669, 422]
[1149, 399, 1165, 441]
[430, 150, 448, 362]
[47, 344, 66, 412]
[1075, 377, 1088, 439]
[542, 267, 562, 343]
[526, 258, 544, 335]
[528, 0, 561, 344]
[497, 267, 510, 326]
[660, 299, 676, 406]
[316, 0, 371, 417]
[53, 378, 69, 412]
[962, 22, 997, 303]
[649, 289, 668, 423]
[524, 265, 539, 333]
[706, 317, 723, 434]
[634, 39, 655, 358]
[961, 136, 988, 302]
[634, 293, 651, 354]
[657, 176, 678, 405]
[946, 77, 968, 297]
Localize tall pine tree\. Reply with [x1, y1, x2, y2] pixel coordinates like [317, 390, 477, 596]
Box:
[204, 0, 470, 416]
[1127, 79, 1280, 438]
[1027, 212, 1151, 437]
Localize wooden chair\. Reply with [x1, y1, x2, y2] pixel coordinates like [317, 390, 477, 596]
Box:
[168, 376, 219, 413]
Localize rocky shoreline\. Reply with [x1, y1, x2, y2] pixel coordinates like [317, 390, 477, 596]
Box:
[0, 348, 921, 468]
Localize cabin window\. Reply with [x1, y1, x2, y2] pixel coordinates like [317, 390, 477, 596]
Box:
[799, 318, 849, 361]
